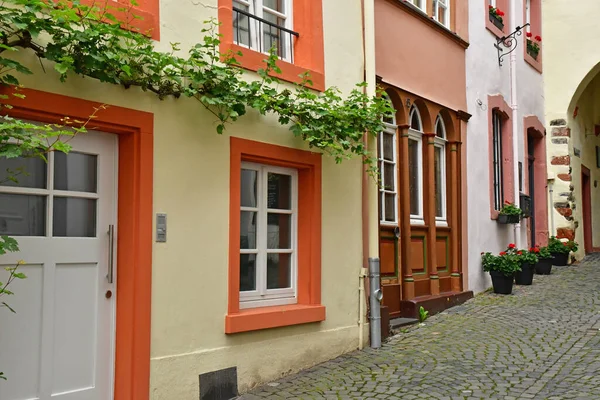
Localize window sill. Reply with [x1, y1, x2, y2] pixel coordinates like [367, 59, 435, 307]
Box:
[485, 17, 506, 39]
[225, 304, 326, 334]
[410, 218, 425, 226]
[524, 51, 542, 74]
[223, 43, 325, 92]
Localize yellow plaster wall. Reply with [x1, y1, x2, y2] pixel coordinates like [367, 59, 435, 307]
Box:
[544, 0, 600, 258]
[12, 0, 371, 397]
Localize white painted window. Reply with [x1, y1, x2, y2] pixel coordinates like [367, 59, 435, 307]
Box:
[379, 106, 398, 225]
[239, 162, 298, 309]
[409, 0, 426, 12]
[233, 0, 294, 62]
[432, 0, 450, 28]
[408, 106, 424, 225]
[492, 111, 504, 211]
[434, 116, 448, 226]
[488, 0, 496, 7]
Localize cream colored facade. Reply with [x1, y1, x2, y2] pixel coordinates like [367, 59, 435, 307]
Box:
[544, 0, 600, 258]
[11, 0, 373, 398]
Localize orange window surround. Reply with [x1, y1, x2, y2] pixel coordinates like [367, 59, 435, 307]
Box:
[227, 137, 325, 334]
[523, 0, 542, 73]
[485, 0, 509, 38]
[218, 0, 325, 92]
[80, 0, 160, 40]
[488, 95, 514, 220]
[1, 87, 154, 400]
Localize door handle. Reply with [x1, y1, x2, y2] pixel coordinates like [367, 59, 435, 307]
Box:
[107, 224, 114, 284]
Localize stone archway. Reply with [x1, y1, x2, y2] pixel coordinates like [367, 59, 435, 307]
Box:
[547, 66, 600, 258]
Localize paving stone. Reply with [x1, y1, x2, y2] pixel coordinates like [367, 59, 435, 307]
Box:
[238, 254, 600, 400]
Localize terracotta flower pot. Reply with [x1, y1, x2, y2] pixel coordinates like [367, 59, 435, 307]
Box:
[490, 271, 514, 294]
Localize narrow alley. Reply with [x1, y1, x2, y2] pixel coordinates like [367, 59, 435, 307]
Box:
[242, 256, 600, 399]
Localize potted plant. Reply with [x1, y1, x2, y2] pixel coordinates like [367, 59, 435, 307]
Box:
[497, 202, 522, 224]
[481, 249, 521, 294]
[489, 5, 505, 30]
[533, 246, 553, 275]
[514, 247, 538, 285]
[548, 236, 577, 266]
[526, 32, 542, 60]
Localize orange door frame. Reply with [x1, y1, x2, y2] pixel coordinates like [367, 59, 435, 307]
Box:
[1, 88, 154, 400]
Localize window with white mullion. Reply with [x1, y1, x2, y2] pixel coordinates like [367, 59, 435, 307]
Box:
[240, 162, 298, 309]
[233, 0, 294, 62]
[492, 112, 504, 211]
[408, 106, 424, 224]
[433, 0, 450, 28]
[410, 0, 426, 11]
[434, 116, 447, 225]
[378, 123, 398, 225]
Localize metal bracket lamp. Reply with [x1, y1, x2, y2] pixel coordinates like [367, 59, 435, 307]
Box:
[494, 23, 530, 67]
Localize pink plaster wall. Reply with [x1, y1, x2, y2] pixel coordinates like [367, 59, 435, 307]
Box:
[374, 0, 468, 112]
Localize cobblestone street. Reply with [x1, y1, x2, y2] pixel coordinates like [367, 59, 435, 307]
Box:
[242, 255, 600, 399]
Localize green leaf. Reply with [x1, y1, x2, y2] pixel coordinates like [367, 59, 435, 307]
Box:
[54, 64, 69, 75]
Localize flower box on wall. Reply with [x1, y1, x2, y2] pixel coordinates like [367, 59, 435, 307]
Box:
[489, 14, 504, 31]
[488, 6, 505, 31]
[526, 34, 542, 60]
[497, 214, 520, 224]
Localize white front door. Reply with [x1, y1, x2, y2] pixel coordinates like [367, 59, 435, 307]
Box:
[0, 130, 118, 400]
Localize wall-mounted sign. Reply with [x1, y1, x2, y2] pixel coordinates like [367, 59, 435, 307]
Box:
[574, 147, 581, 158]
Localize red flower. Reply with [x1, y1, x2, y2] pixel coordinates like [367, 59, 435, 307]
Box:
[529, 247, 534, 252]
[497, 10, 505, 16]
[500, 251, 507, 256]
[563, 242, 568, 246]
[489, 5, 494, 9]
[508, 243, 516, 249]
[526, 32, 533, 38]
[535, 35, 542, 42]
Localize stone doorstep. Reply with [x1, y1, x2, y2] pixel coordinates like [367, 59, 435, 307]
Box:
[399, 290, 474, 319]
[389, 317, 419, 330]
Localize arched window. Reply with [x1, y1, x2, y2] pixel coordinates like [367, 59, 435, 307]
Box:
[379, 96, 398, 224]
[408, 106, 424, 223]
[434, 116, 448, 224]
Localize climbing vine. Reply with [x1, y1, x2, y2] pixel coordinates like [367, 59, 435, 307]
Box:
[0, 0, 392, 163]
[0, 0, 390, 313]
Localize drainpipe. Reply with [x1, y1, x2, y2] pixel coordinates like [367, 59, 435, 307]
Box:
[358, 267, 367, 349]
[548, 176, 555, 235]
[361, 0, 380, 349]
[369, 258, 383, 348]
[509, 2, 521, 248]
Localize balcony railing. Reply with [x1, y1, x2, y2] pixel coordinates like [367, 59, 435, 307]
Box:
[233, 7, 299, 63]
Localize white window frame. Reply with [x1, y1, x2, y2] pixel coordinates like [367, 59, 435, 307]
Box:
[239, 161, 298, 309]
[379, 121, 398, 226]
[408, 0, 426, 12]
[408, 106, 424, 225]
[489, 0, 496, 7]
[232, 0, 294, 63]
[432, 0, 450, 28]
[434, 116, 448, 227]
